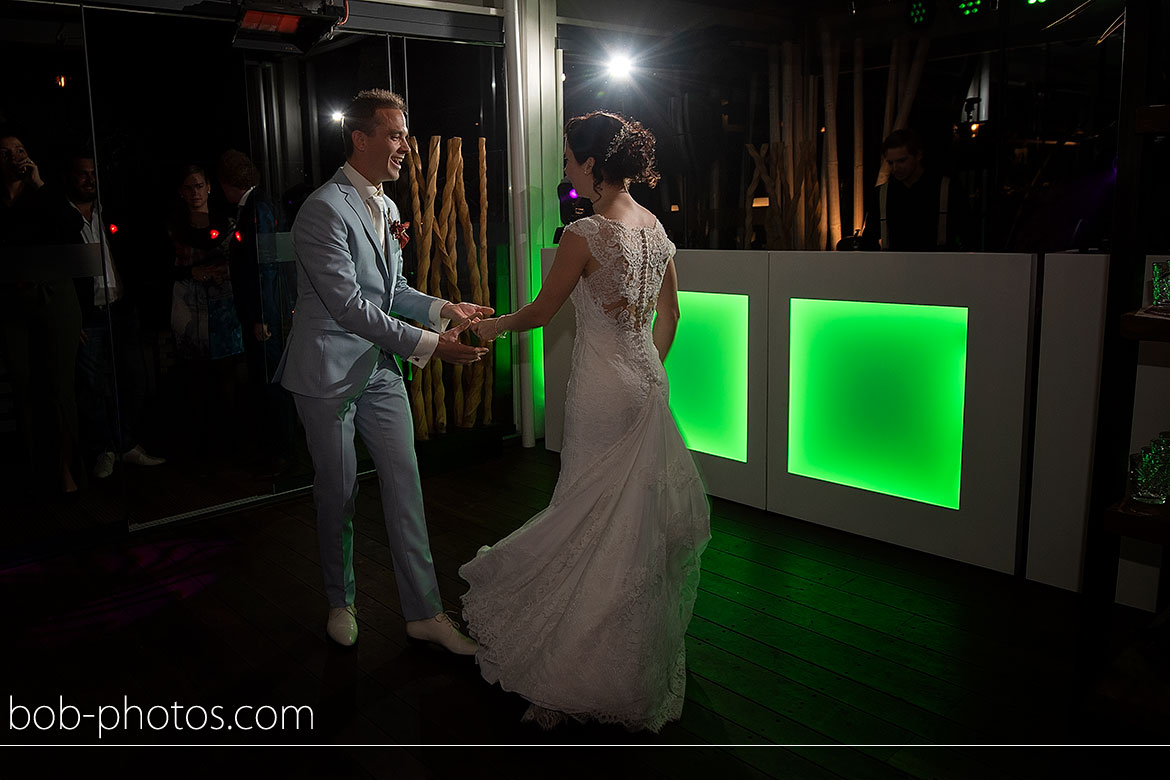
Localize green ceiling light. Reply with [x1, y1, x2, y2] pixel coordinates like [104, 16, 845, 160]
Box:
[663, 291, 749, 463]
[788, 299, 968, 509]
[907, 0, 936, 27]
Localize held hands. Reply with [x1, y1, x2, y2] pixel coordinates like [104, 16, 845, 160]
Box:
[434, 318, 489, 365]
[440, 301, 494, 326]
[471, 316, 507, 343]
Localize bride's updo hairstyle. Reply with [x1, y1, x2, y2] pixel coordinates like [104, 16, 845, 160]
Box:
[565, 111, 660, 191]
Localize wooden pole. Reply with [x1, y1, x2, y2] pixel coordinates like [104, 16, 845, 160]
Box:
[407, 137, 430, 439]
[453, 139, 480, 427]
[892, 37, 930, 134]
[882, 38, 900, 142]
[781, 41, 795, 203]
[853, 37, 865, 236]
[821, 25, 842, 249]
[478, 137, 492, 425]
[792, 44, 806, 249]
[876, 37, 930, 189]
[421, 136, 442, 434]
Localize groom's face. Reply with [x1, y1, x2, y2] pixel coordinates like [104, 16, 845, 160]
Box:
[360, 107, 410, 183]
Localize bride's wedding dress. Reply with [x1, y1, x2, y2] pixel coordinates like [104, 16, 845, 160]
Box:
[460, 214, 711, 732]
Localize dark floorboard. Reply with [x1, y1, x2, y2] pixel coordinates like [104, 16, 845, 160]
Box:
[5, 440, 1167, 776]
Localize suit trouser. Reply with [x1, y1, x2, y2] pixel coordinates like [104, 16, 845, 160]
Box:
[293, 366, 443, 619]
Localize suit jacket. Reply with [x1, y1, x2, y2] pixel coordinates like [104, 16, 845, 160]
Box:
[227, 190, 278, 329]
[274, 168, 441, 399]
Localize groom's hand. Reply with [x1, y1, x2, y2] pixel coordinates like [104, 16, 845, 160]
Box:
[434, 318, 489, 364]
[441, 302, 494, 325]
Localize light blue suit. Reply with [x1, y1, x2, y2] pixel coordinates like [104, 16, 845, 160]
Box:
[274, 167, 444, 617]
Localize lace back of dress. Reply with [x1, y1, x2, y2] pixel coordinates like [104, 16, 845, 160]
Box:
[566, 216, 674, 336]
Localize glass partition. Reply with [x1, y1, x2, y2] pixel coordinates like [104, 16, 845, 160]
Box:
[0, 0, 102, 558]
[0, 1, 510, 536]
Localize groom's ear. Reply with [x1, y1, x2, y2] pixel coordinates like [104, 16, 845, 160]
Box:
[351, 129, 367, 153]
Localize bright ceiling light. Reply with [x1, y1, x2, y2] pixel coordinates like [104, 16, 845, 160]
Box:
[331, 111, 343, 122]
[607, 54, 634, 81]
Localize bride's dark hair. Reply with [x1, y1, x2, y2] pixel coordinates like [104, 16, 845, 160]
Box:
[564, 111, 660, 190]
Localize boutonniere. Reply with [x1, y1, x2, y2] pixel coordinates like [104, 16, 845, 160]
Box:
[388, 220, 411, 249]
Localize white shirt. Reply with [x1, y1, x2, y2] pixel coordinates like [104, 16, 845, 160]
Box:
[71, 199, 120, 307]
[341, 162, 445, 367]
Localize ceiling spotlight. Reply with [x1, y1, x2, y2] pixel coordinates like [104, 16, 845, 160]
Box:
[607, 54, 634, 81]
[331, 111, 343, 122]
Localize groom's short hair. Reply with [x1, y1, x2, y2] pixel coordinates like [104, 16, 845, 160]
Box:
[344, 89, 408, 158]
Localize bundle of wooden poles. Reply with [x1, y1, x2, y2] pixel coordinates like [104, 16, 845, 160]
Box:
[405, 135, 493, 440]
[743, 29, 929, 250]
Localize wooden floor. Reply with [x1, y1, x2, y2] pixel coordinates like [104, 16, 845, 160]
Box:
[6, 440, 1167, 776]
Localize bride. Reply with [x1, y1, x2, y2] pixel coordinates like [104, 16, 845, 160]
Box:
[461, 111, 711, 732]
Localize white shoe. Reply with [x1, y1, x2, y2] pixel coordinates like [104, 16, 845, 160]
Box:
[93, 451, 116, 479]
[122, 445, 165, 466]
[406, 612, 478, 656]
[326, 604, 358, 646]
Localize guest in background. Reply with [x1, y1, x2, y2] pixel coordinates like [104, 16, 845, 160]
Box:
[863, 129, 969, 252]
[0, 131, 83, 495]
[167, 164, 243, 458]
[66, 154, 165, 479]
[217, 149, 295, 476]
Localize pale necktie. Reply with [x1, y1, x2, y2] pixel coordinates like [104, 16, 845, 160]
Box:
[367, 187, 386, 249]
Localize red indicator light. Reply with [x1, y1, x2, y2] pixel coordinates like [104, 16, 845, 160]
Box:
[209, 229, 219, 239]
[108, 224, 118, 234]
[235, 231, 243, 242]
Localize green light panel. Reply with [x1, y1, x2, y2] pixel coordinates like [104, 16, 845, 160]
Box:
[788, 299, 968, 509]
[664, 291, 749, 463]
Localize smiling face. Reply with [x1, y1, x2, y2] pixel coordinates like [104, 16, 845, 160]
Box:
[179, 172, 209, 211]
[352, 107, 410, 184]
[69, 158, 98, 204]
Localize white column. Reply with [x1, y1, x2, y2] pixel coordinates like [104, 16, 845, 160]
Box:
[504, 0, 560, 446]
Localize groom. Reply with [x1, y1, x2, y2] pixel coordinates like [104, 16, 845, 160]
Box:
[274, 88, 490, 651]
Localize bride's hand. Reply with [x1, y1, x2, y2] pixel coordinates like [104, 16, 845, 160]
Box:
[472, 316, 507, 342]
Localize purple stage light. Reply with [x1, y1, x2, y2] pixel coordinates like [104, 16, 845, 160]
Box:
[569, 188, 578, 199]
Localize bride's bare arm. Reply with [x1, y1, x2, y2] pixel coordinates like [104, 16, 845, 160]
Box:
[474, 231, 591, 340]
[652, 256, 680, 363]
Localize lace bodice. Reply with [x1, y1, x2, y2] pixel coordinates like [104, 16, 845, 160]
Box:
[564, 214, 676, 336]
[556, 214, 677, 494]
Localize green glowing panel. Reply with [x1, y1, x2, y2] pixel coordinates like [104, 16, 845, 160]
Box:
[664, 291, 749, 462]
[788, 299, 968, 509]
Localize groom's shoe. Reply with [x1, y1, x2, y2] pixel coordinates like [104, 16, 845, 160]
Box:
[326, 604, 358, 647]
[405, 612, 478, 656]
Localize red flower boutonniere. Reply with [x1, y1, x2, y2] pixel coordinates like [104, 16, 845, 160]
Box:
[389, 220, 411, 249]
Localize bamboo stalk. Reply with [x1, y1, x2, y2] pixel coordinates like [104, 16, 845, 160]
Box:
[819, 126, 829, 251]
[882, 38, 900, 142]
[421, 136, 442, 434]
[453, 140, 482, 427]
[781, 41, 795, 203]
[407, 137, 430, 439]
[892, 37, 930, 133]
[478, 137, 492, 425]
[792, 44, 805, 249]
[852, 37, 864, 236]
[821, 25, 842, 249]
[430, 138, 462, 434]
[456, 146, 481, 428]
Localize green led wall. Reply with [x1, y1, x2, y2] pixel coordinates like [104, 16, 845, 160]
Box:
[788, 299, 968, 509]
[664, 291, 749, 462]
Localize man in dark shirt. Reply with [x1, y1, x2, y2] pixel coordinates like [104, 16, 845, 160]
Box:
[217, 149, 295, 475]
[66, 155, 165, 478]
[863, 129, 968, 252]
